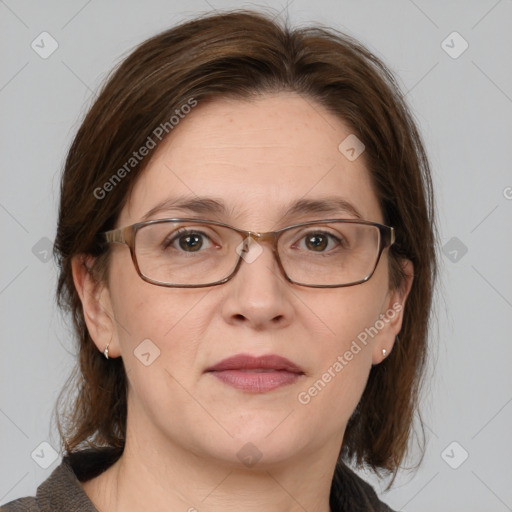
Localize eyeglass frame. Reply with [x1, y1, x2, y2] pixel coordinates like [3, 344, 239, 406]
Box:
[99, 217, 395, 289]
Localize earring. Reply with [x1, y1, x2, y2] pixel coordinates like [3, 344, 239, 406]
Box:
[382, 348, 387, 358]
[103, 343, 110, 360]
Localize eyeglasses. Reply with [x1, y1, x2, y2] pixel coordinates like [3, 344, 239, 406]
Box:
[100, 218, 395, 288]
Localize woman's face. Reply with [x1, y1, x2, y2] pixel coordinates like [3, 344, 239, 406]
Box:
[77, 92, 409, 468]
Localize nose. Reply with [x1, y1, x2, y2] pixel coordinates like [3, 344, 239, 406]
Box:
[220, 236, 295, 330]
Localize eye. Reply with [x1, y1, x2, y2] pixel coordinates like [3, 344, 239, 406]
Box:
[297, 231, 343, 252]
[165, 229, 215, 252]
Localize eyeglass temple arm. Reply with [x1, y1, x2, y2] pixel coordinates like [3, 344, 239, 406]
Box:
[388, 226, 395, 246]
[103, 228, 126, 244]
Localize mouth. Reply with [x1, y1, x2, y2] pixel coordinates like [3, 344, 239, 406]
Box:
[205, 354, 305, 393]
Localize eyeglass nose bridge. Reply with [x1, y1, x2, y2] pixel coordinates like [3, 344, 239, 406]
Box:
[244, 230, 279, 243]
[234, 229, 292, 285]
[239, 230, 281, 255]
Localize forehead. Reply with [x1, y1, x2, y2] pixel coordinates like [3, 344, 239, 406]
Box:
[119, 92, 383, 229]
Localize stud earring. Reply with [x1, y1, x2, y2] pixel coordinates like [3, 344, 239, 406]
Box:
[103, 343, 110, 359]
[382, 348, 387, 358]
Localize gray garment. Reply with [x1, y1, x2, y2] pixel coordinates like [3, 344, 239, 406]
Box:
[1, 448, 395, 511]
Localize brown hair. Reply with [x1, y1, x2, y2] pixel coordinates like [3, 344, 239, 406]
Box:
[53, 8, 437, 482]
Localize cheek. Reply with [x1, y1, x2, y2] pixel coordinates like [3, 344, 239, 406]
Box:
[111, 284, 211, 434]
[308, 282, 386, 354]
[109, 254, 209, 377]
[295, 285, 386, 419]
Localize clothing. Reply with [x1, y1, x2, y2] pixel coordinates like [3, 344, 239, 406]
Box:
[1, 447, 395, 511]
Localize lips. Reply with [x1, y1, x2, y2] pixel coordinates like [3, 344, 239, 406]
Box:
[205, 354, 304, 393]
[206, 354, 304, 373]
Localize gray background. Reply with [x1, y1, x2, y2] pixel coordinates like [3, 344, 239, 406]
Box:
[1, 1, 511, 510]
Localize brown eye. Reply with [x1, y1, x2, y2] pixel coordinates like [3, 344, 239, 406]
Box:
[305, 234, 329, 251]
[178, 234, 203, 252]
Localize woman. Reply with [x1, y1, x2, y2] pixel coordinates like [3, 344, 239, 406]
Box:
[2, 9, 436, 512]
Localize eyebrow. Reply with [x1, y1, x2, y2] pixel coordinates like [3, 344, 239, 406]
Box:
[141, 195, 363, 222]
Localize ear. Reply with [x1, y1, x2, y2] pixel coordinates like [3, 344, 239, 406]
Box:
[71, 254, 120, 358]
[371, 258, 414, 365]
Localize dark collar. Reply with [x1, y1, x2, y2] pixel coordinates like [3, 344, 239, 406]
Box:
[330, 461, 395, 511]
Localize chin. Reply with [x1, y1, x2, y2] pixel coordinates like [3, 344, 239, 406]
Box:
[187, 417, 314, 469]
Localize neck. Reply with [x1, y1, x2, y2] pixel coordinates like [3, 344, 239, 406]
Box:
[82, 414, 340, 512]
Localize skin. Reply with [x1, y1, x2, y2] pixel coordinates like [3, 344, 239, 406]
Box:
[72, 92, 413, 512]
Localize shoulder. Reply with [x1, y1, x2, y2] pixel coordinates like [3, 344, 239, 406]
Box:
[1, 447, 122, 512]
[1, 497, 39, 511]
[330, 461, 396, 512]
